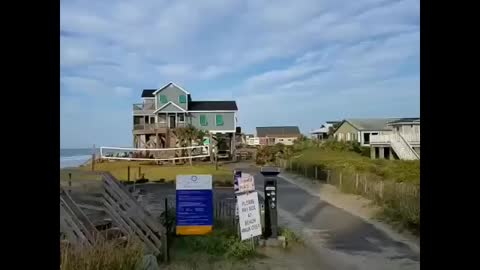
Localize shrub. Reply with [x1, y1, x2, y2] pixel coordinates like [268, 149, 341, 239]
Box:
[60, 238, 144, 270]
[279, 227, 303, 245]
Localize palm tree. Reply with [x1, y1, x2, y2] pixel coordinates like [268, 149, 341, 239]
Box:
[175, 124, 207, 165]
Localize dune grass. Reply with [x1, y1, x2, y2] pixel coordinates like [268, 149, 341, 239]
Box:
[65, 160, 234, 184]
[283, 145, 420, 235]
[294, 148, 420, 184]
[60, 238, 144, 270]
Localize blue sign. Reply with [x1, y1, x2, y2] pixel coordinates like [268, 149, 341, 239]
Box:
[176, 175, 213, 235]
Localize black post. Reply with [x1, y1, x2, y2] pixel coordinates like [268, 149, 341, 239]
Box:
[68, 173, 72, 192]
[138, 166, 141, 179]
[261, 167, 280, 239]
[127, 166, 130, 181]
[164, 197, 169, 262]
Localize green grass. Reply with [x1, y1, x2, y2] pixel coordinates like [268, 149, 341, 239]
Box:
[294, 148, 420, 184]
[169, 221, 258, 264]
[284, 146, 420, 235]
[63, 161, 233, 184]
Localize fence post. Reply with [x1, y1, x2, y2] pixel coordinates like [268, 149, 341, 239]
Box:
[380, 181, 384, 200]
[138, 166, 142, 179]
[364, 175, 367, 193]
[355, 174, 359, 191]
[68, 173, 72, 193]
[315, 166, 318, 180]
[127, 166, 130, 181]
[91, 144, 96, 171]
[304, 166, 307, 177]
[327, 170, 330, 184]
[339, 172, 343, 190]
[289, 160, 292, 171]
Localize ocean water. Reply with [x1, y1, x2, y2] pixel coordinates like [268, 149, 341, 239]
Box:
[60, 148, 99, 168]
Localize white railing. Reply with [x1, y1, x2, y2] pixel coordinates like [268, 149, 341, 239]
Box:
[370, 133, 420, 144]
[370, 135, 391, 144]
[401, 133, 420, 144]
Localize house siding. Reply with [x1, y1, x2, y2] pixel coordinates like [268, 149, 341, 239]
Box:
[334, 122, 359, 142]
[187, 112, 235, 132]
[155, 84, 188, 110]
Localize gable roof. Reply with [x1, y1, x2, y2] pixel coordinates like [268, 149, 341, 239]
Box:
[141, 89, 156, 98]
[153, 101, 187, 113]
[256, 126, 301, 137]
[342, 118, 400, 131]
[152, 82, 190, 95]
[188, 101, 237, 111]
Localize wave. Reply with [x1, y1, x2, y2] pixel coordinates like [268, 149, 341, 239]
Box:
[60, 155, 91, 169]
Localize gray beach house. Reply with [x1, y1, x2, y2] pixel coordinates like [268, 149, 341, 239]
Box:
[132, 82, 238, 155]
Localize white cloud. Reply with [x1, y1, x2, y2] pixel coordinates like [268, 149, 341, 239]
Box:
[60, 0, 419, 146]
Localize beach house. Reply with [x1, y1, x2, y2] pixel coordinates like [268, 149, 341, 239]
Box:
[132, 82, 238, 156]
[333, 118, 420, 160]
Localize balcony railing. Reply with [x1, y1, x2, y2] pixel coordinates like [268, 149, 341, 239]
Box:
[133, 103, 155, 113]
[370, 133, 420, 144]
[133, 122, 187, 131]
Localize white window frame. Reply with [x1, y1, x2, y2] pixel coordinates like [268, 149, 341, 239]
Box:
[158, 113, 167, 123]
[178, 113, 185, 123]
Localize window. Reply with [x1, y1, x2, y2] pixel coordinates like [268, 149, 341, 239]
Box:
[279, 138, 284, 141]
[179, 95, 186, 103]
[178, 114, 185, 122]
[158, 114, 166, 123]
[287, 139, 292, 141]
[200, 115, 208, 126]
[149, 116, 155, 124]
[159, 95, 167, 104]
[372, 132, 379, 135]
[215, 115, 224, 126]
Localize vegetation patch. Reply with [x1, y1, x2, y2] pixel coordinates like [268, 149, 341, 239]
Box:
[68, 161, 233, 183]
[60, 238, 144, 270]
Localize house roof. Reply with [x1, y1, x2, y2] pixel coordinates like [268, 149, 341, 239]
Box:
[326, 121, 341, 124]
[388, 118, 420, 125]
[188, 101, 238, 111]
[343, 118, 400, 131]
[153, 82, 191, 95]
[256, 126, 301, 137]
[141, 89, 156, 98]
[310, 126, 329, 134]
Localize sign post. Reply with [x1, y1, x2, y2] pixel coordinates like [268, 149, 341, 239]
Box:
[234, 170, 262, 241]
[237, 191, 262, 241]
[176, 175, 213, 235]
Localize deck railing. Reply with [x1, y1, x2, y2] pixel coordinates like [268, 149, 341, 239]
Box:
[370, 133, 420, 144]
[133, 122, 187, 130]
[133, 103, 155, 111]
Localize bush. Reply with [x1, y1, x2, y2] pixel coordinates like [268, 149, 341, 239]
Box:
[279, 227, 303, 245]
[60, 238, 144, 270]
[224, 236, 256, 259]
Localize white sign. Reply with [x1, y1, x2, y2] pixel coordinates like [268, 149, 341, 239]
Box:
[176, 175, 212, 190]
[236, 173, 255, 193]
[237, 192, 262, 240]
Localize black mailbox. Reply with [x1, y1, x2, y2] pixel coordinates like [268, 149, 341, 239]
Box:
[261, 167, 280, 239]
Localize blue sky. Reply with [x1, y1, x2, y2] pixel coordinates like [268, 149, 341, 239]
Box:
[60, 0, 419, 148]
